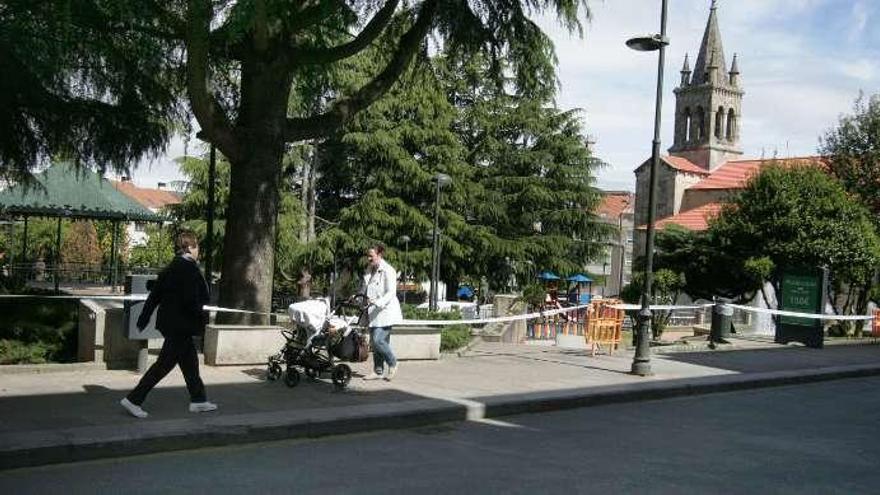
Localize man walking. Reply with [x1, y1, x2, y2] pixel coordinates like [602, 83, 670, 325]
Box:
[361, 243, 403, 381]
[120, 231, 217, 418]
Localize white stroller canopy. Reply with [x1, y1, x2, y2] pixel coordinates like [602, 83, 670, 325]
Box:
[288, 298, 332, 331]
[287, 298, 354, 348]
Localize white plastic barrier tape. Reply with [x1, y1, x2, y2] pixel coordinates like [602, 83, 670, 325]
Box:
[609, 303, 713, 311]
[0, 294, 146, 301]
[398, 303, 593, 326]
[723, 303, 876, 321]
[2, 293, 872, 327]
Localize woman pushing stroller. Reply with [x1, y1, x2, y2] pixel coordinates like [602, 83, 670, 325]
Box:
[361, 243, 403, 381]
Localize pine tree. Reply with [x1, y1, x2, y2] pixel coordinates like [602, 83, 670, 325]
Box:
[2, 0, 595, 316]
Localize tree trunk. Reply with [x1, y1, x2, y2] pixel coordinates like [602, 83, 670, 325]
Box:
[218, 60, 291, 324]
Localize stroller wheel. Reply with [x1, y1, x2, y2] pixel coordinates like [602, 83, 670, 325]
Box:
[267, 362, 282, 381]
[331, 364, 352, 390]
[284, 367, 300, 388]
[304, 366, 320, 380]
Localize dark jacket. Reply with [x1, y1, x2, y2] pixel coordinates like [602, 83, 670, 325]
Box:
[137, 255, 209, 337]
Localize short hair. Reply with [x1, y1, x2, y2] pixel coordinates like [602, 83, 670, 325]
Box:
[175, 230, 199, 255]
[367, 242, 385, 256]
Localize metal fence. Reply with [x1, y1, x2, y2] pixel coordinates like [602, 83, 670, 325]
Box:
[6, 262, 161, 288]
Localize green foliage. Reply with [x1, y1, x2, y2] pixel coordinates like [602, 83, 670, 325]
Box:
[0, 340, 52, 365]
[520, 283, 548, 308]
[0, 293, 78, 363]
[61, 221, 102, 268]
[402, 304, 462, 321]
[620, 269, 685, 340]
[1, 0, 597, 313]
[129, 226, 174, 268]
[652, 225, 770, 302]
[168, 154, 233, 270]
[444, 54, 610, 288]
[306, 53, 609, 293]
[712, 164, 880, 287]
[819, 93, 880, 229]
[0, 0, 180, 181]
[440, 324, 471, 352]
[3, 218, 68, 261]
[400, 305, 469, 352]
[709, 164, 880, 332]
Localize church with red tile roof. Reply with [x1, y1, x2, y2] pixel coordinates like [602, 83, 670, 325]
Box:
[632, 3, 824, 255]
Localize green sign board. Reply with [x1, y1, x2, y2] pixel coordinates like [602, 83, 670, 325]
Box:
[779, 274, 821, 327]
[776, 267, 826, 349]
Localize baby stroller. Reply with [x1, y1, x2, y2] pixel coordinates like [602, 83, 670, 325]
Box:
[267, 294, 370, 390]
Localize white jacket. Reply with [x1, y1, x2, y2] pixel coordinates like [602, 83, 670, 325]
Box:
[362, 259, 403, 328]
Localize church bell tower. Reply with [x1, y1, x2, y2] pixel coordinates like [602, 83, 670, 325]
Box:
[668, 1, 743, 170]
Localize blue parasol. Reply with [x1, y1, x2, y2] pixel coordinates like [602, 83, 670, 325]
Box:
[536, 270, 561, 281]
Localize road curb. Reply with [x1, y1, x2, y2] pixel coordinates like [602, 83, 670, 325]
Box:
[3, 363, 880, 470]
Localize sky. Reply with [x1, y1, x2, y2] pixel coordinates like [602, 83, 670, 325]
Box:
[128, 0, 880, 192]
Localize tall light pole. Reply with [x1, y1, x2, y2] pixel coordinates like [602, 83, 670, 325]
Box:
[399, 235, 411, 305]
[430, 173, 451, 311]
[627, 0, 669, 377]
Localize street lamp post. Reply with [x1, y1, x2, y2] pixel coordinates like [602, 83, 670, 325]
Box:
[430, 173, 451, 311]
[399, 235, 411, 305]
[627, 0, 669, 377]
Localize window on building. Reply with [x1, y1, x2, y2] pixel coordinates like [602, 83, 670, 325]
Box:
[134, 222, 147, 232]
[684, 108, 692, 142]
[726, 109, 736, 140]
[695, 106, 705, 140]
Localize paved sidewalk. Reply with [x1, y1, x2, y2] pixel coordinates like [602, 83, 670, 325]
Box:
[1, 339, 879, 469]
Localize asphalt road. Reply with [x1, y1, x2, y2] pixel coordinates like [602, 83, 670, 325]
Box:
[3, 376, 879, 494]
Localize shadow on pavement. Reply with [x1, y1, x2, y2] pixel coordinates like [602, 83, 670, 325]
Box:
[659, 344, 880, 373]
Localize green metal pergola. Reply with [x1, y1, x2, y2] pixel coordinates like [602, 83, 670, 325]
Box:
[0, 163, 165, 293]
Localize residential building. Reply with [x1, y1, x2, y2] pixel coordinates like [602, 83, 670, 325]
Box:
[111, 179, 181, 247]
[586, 191, 634, 297]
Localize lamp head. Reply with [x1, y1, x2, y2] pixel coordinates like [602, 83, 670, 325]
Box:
[625, 34, 669, 51]
[433, 172, 452, 188]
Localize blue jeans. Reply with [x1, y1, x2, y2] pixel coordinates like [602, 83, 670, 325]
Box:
[370, 326, 397, 373]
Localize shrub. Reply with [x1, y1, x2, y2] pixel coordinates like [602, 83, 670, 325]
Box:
[0, 291, 78, 363]
[441, 324, 471, 352]
[400, 305, 471, 352]
[0, 339, 51, 364]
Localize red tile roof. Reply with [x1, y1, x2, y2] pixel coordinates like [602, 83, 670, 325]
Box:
[111, 181, 181, 210]
[663, 156, 711, 175]
[596, 191, 634, 220]
[689, 156, 825, 190]
[639, 202, 723, 231]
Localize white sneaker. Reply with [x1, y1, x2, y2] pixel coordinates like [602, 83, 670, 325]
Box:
[385, 364, 399, 381]
[189, 401, 219, 413]
[363, 372, 383, 381]
[120, 398, 149, 419]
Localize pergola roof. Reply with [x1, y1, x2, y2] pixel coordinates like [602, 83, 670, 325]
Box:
[0, 163, 164, 222]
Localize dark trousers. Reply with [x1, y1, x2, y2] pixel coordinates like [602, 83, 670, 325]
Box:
[127, 333, 206, 405]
